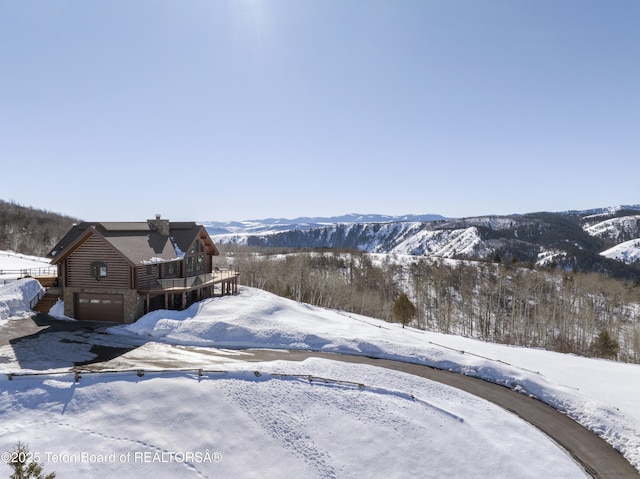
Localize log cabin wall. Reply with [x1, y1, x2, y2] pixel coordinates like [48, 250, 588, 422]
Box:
[64, 234, 131, 289]
[135, 264, 159, 290]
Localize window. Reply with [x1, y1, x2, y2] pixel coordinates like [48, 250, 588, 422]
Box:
[165, 262, 177, 276]
[91, 261, 108, 279]
[196, 255, 204, 271]
[186, 256, 195, 273]
[190, 241, 203, 254]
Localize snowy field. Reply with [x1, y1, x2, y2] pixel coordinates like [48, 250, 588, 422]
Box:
[0, 250, 639, 477]
[0, 251, 55, 282]
[0, 359, 588, 478]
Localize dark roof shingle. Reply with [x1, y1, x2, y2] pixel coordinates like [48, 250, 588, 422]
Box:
[48, 220, 218, 264]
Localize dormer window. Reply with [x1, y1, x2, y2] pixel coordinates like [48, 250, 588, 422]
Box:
[91, 261, 108, 278]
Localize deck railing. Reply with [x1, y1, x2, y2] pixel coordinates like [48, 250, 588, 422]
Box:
[141, 266, 239, 292]
[29, 288, 46, 310]
[0, 267, 58, 277]
[0, 267, 58, 286]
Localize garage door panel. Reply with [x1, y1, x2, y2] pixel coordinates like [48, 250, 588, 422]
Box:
[76, 293, 124, 322]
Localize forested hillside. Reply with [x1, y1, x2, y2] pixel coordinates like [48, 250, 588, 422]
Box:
[225, 246, 640, 363]
[0, 200, 78, 256]
[213, 208, 640, 282]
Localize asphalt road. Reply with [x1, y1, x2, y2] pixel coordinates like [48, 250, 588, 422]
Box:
[3, 316, 638, 478]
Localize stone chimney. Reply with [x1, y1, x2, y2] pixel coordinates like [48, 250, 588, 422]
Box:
[148, 214, 170, 236]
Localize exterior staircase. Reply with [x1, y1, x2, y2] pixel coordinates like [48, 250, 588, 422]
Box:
[32, 287, 61, 314]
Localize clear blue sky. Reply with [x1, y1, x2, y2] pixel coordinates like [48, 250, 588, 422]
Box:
[1, 1, 639, 222]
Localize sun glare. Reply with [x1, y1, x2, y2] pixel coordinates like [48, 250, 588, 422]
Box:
[232, 0, 269, 59]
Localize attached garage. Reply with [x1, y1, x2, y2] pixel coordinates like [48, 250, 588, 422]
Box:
[75, 293, 124, 322]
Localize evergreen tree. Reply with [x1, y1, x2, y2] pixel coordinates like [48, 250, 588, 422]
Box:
[392, 293, 417, 328]
[6, 442, 55, 479]
[589, 330, 619, 360]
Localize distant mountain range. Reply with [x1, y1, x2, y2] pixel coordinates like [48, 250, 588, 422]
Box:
[204, 206, 640, 280]
[203, 213, 447, 235]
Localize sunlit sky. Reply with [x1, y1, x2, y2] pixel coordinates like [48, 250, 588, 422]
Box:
[1, 1, 639, 222]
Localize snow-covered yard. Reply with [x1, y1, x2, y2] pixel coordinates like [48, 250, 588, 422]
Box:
[0, 359, 588, 478]
[109, 287, 640, 471]
[1, 250, 639, 477]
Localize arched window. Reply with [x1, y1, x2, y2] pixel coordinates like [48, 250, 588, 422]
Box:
[91, 261, 108, 278]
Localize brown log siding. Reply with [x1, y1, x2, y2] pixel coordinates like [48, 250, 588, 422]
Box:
[135, 264, 160, 290]
[65, 235, 132, 289]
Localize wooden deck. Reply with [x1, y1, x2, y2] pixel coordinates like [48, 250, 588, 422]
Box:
[138, 269, 240, 294]
[139, 269, 240, 313]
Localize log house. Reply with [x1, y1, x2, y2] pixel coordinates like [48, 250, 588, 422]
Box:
[47, 216, 238, 323]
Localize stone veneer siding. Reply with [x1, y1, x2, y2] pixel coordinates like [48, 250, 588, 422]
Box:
[62, 287, 142, 323]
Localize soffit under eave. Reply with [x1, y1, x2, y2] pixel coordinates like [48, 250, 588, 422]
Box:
[199, 227, 220, 256]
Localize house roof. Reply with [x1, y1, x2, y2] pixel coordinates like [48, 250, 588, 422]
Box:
[48, 220, 219, 265]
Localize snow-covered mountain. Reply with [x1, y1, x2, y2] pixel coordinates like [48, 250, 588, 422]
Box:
[601, 239, 640, 264]
[202, 213, 446, 236]
[206, 206, 640, 279]
[584, 214, 640, 243]
[236, 222, 490, 257]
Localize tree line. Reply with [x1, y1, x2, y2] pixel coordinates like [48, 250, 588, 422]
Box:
[0, 200, 78, 257]
[223, 246, 640, 363]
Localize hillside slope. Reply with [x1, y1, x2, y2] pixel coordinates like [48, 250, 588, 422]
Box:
[0, 200, 78, 256]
